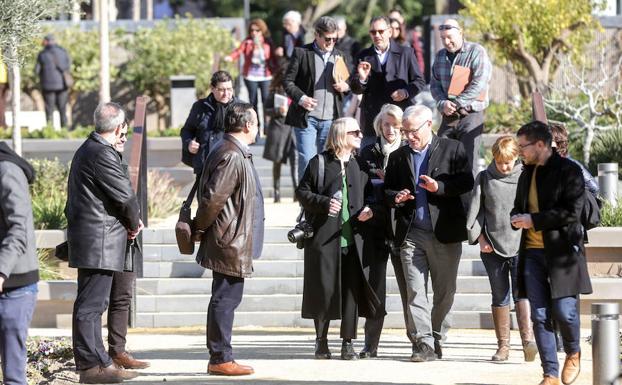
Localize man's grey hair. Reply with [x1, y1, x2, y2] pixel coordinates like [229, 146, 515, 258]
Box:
[370, 15, 391, 27]
[94, 102, 125, 134]
[283, 10, 302, 24]
[224, 103, 255, 134]
[403, 105, 432, 123]
[314, 16, 338, 35]
[334, 16, 347, 29]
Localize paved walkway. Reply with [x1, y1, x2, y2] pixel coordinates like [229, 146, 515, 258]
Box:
[33, 327, 594, 385]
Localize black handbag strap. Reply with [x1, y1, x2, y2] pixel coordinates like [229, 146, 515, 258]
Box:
[183, 178, 200, 208]
[296, 153, 325, 223]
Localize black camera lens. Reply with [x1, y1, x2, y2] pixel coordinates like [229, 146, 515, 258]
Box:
[287, 228, 304, 243]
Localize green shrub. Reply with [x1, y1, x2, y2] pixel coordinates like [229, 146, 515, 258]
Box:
[600, 199, 622, 227]
[484, 101, 532, 133]
[147, 169, 181, 219]
[0, 125, 94, 140]
[148, 127, 181, 137]
[37, 249, 63, 280]
[29, 158, 69, 230]
[589, 129, 622, 179]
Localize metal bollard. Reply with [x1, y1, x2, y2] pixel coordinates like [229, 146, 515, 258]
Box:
[598, 163, 619, 207]
[592, 303, 620, 385]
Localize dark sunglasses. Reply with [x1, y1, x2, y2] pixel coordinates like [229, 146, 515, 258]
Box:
[438, 24, 460, 31]
[346, 130, 362, 137]
[369, 28, 388, 35]
[322, 36, 338, 43]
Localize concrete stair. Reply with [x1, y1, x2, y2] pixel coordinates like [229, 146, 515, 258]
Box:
[135, 226, 499, 328]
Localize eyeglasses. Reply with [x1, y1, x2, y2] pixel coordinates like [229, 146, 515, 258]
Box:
[322, 36, 338, 43]
[346, 130, 362, 137]
[369, 28, 389, 35]
[438, 24, 460, 31]
[119, 132, 127, 139]
[518, 141, 536, 149]
[214, 87, 234, 93]
[401, 120, 429, 136]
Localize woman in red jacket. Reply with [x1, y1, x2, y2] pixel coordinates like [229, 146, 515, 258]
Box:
[226, 19, 276, 136]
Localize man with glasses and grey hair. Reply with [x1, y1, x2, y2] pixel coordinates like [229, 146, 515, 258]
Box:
[430, 18, 491, 177]
[66, 102, 143, 383]
[352, 15, 425, 149]
[283, 16, 350, 181]
[384, 105, 473, 362]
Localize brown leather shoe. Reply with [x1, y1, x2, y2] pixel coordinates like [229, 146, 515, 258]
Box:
[78, 364, 125, 384]
[207, 361, 254, 376]
[539, 375, 561, 385]
[561, 351, 581, 384]
[112, 351, 150, 369]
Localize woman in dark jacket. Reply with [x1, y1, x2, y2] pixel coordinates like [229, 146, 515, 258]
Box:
[356, 104, 410, 358]
[263, 58, 297, 202]
[296, 117, 382, 361]
[180, 71, 237, 176]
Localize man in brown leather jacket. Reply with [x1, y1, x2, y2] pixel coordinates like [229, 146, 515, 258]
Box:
[193, 102, 264, 376]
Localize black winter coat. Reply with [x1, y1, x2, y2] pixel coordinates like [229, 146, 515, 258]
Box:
[511, 152, 593, 299]
[262, 90, 295, 163]
[384, 135, 474, 244]
[180, 94, 237, 175]
[66, 132, 140, 272]
[350, 41, 426, 137]
[35, 44, 71, 91]
[296, 152, 383, 320]
[283, 44, 347, 129]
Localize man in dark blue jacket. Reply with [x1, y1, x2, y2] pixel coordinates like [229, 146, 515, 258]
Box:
[351, 16, 425, 149]
[35, 34, 71, 128]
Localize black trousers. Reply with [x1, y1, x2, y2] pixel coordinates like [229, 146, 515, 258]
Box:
[437, 110, 484, 178]
[315, 246, 361, 340]
[107, 271, 135, 356]
[42, 89, 69, 127]
[72, 268, 114, 370]
[207, 271, 245, 364]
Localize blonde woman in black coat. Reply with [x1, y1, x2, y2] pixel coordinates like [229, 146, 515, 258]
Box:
[296, 117, 382, 360]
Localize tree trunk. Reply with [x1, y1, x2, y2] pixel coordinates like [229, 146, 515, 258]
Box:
[363, 0, 378, 30]
[8, 42, 22, 156]
[583, 122, 595, 165]
[71, 0, 81, 23]
[99, 0, 111, 103]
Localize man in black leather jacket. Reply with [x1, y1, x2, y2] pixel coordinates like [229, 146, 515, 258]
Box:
[66, 102, 143, 384]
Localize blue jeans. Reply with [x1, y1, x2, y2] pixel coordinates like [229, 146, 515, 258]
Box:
[480, 252, 518, 307]
[523, 249, 580, 377]
[0, 283, 37, 385]
[243, 78, 270, 134]
[294, 116, 331, 182]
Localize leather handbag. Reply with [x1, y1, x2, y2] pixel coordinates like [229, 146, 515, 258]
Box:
[176, 179, 199, 254]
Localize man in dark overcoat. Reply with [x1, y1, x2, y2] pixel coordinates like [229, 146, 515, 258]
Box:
[510, 121, 592, 385]
[384, 105, 473, 362]
[350, 15, 425, 148]
[66, 102, 143, 383]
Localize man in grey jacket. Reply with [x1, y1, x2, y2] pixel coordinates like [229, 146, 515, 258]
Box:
[66, 102, 143, 383]
[0, 142, 38, 385]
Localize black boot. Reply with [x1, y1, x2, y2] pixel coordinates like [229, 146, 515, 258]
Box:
[315, 338, 331, 359]
[272, 163, 281, 203]
[341, 339, 357, 360]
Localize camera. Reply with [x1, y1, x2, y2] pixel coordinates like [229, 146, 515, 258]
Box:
[287, 221, 314, 249]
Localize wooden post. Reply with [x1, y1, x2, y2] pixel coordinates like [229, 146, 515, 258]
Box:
[532, 90, 548, 124]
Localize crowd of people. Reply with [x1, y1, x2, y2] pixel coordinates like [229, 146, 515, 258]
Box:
[0, 9, 595, 385]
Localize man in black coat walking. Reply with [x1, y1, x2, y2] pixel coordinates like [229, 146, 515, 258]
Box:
[510, 121, 592, 385]
[384, 105, 473, 362]
[35, 34, 71, 128]
[351, 16, 425, 149]
[66, 102, 143, 384]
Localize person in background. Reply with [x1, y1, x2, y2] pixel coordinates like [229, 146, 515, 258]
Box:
[390, 18, 408, 47]
[549, 123, 599, 195]
[334, 16, 361, 72]
[277, 10, 306, 59]
[225, 18, 276, 137]
[35, 34, 71, 128]
[0, 55, 8, 129]
[511, 121, 592, 385]
[466, 136, 537, 362]
[180, 71, 237, 178]
[296, 117, 381, 361]
[356, 104, 411, 358]
[263, 57, 298, 203]
[0, 142, 38, 385]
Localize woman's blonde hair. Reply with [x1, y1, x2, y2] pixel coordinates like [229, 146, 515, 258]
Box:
[373, 104, 403, 137]
[492, 135, 519, 162]
[325, 117, 359, 155]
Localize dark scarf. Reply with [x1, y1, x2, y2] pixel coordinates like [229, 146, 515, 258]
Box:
[0, 142, 35, 184]
[207, 93, 232, 133]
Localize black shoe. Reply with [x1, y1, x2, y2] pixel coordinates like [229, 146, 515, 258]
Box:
[341, 340, 358, 360]
[434, 340, 443, 359]
[359, 345, 378, 359]
[314, 338, 331, 359]
[411, 342, 437, 362]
